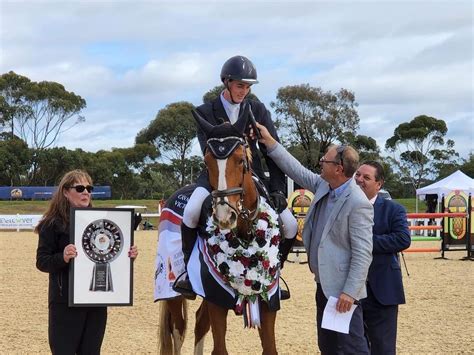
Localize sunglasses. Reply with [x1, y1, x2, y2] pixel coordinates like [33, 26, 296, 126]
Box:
[319, 156, 340, 165]
[68, 185, 94, 193]
[336, 145, 347, 164]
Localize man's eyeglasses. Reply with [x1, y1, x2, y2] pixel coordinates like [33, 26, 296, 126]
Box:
[319, 145, 347, 166]
[68, 185, 94, 193]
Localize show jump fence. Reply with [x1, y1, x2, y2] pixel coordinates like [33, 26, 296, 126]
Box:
[287, 191, 474, 260]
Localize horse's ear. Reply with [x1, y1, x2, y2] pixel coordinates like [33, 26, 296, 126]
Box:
[233, 102, 248, 135]
[192, 110, 214, 137]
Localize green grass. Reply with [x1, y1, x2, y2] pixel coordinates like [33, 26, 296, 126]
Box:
[395, 198, 426, 213]
[0, 200, 160, 215]
[0, 198, 424, 214]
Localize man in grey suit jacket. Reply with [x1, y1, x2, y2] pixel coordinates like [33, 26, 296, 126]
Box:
[256, 123, 373, 354]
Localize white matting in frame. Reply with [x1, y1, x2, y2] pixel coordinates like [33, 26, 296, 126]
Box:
[69, 208, 134, 306]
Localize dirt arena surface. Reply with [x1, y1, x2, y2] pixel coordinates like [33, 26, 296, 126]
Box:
[1, 231, 473, 354]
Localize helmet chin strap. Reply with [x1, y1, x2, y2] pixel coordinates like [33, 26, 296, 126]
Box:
[224, 79, 250, 105]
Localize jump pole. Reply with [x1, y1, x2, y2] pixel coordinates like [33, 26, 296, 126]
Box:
[404, 248, 441, 253]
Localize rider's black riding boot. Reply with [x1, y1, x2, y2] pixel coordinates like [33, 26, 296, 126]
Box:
[279, 237, 296, 301]
[173, 224, 198, 300]
[279, 236, 296, 268]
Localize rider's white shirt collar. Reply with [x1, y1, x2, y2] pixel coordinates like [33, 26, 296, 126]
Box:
[220, 92, 240, 124]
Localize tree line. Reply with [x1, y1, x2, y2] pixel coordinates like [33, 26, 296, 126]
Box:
[1, 71, 472, 199]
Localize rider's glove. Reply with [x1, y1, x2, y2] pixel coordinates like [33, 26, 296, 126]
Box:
[270, 191, 288, 213]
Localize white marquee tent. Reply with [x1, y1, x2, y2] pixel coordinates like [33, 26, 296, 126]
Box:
[416, 170, 474, 198]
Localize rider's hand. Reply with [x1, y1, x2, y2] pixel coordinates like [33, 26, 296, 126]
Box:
[270, 191, 288, 213]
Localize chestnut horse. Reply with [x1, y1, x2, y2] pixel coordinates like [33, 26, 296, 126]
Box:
[158, 111, 281, 355]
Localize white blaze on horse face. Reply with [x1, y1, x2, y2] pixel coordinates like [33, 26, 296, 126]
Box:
[217, 159, 228, 191]
[214, 158, 236, 228]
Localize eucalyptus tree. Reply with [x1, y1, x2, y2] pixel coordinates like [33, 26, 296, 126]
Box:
[270, 84, 359, 171]
[0, 135, 31, 186]
[0, 71, 86, 149]
[136, 101, 198, 186]
[385, 115, 460, 189]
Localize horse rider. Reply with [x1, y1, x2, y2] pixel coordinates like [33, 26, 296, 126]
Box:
[174, 55, 298, 299]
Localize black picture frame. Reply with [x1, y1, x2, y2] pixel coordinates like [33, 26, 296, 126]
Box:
[69, 207, 134, 306]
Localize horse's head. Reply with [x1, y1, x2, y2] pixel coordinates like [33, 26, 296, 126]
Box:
[193, 110, 258, 230]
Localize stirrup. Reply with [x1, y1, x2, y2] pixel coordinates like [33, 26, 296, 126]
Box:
[279, 276, 291, 301]
[280, 289, 291, 300]
[172, 272, 196, 300]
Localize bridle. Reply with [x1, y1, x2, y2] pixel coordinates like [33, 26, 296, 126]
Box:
[206, 136, 260, 223]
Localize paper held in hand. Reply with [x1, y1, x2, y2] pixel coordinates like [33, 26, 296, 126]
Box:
[321, 296, 358, 334]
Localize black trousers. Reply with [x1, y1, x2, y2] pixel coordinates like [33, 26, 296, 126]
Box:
[49, 303, 107, 355]
[361, 284, 399, 355]
[316, 284, 369, 355]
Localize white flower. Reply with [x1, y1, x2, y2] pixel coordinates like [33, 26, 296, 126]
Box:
[220, 240, 230, 252]
[268, 246, 279, 265]
[256, 219, 268, 231]
[208, 236, 218, 246]
[247, 269, 259, 280]
[246, 245, 258, 256]
[216, 253, 227, 265]
[229, 261, 245, 276]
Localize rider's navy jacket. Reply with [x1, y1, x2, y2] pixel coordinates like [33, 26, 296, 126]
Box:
[195, 97, 286, 194]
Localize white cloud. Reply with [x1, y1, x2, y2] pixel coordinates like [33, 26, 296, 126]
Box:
[1, 0, 472, 158]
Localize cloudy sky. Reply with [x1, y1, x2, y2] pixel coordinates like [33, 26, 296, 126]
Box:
[1, 0, 473, 158]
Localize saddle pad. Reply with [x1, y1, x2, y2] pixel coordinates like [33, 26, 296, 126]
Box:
[153, 208, 186, 301]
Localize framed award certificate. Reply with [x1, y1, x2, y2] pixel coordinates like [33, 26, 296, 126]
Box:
[69, 207, 134, 306]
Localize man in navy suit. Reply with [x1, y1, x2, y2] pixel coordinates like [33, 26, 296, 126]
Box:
[355, 161, 411, 355]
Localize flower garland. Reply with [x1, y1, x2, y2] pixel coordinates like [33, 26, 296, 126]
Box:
[205, 200, 281, 303]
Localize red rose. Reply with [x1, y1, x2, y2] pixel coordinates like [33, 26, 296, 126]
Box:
[270, 235, 280, 246]
[262, 260, 270, 269]
[255, 229, 266, 238]
[211, 244, 221, 254]
[244, 279, 252, 286]
[240, 256, 251, 267]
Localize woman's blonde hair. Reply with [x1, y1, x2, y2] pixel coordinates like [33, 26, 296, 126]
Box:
[35, 169, 93, 233]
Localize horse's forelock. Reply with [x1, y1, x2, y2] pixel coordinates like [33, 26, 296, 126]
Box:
[246, 146, 252, 164]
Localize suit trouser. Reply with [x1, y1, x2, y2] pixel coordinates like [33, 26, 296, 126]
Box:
[316, 284, 369, 355]
[49, 303, 107, 355]
[361, 284, 399, 355]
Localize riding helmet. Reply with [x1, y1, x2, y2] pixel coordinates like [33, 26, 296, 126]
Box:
[220, 55, 258, 84]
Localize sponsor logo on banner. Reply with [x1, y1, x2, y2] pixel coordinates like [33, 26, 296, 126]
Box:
[0, 215, 42, 229]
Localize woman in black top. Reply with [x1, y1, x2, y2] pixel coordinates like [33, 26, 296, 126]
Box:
[35, 169, 138, 354]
